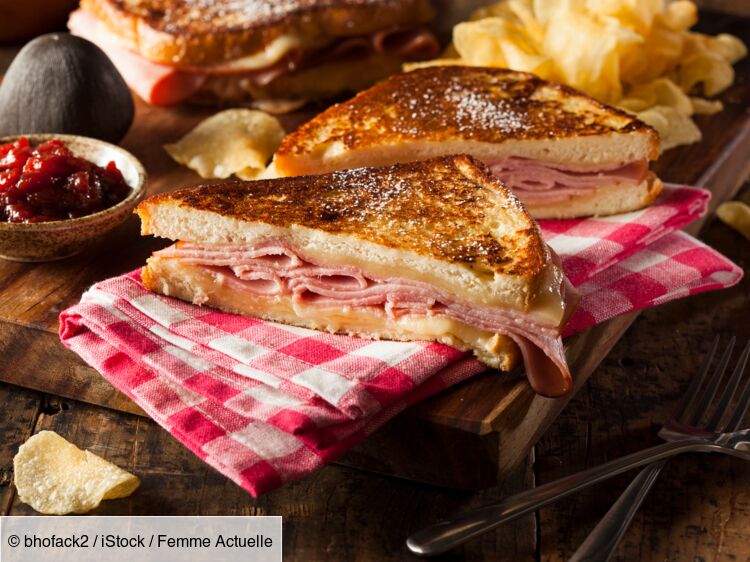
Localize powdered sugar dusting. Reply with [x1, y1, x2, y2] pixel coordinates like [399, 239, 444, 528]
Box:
[341, 67, 532, 141]
[448, 83, 528, 133]
[286, 66, 640, 153]
[328, 167, 415, 220]
[173, 156, 543, 275]
[156, 0, 303, 33]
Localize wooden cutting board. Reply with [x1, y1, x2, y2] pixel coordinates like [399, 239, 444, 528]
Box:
[1, 19, 749, 489]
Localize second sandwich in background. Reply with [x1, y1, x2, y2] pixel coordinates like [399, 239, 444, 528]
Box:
[68, 0, 440, 108]
[270, 65, 663, 219]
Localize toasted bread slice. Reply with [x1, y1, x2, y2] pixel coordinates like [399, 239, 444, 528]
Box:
[271, 66, 662, 218]
[137, 155, 564, 320]
[82, 0, 434, 67]
[274, 66, 660, 174]
[137, 155, 575, 395]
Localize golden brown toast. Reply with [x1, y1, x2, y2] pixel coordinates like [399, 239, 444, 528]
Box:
[81, 0, 434, 66]
[273, 66, 660, 175]
[137, 155, 547, 280]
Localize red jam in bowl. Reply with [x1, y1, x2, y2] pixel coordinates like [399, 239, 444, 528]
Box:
[0, 137, 131, 223]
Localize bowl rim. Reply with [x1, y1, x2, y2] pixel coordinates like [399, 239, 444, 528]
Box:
[0, 133, 147, 231]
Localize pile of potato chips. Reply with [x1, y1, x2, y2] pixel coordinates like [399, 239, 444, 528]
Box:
[411, 0, 746, 150]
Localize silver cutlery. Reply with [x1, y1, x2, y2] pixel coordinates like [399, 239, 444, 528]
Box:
[569, 336, 750, 562]
[406, 336, 750, 557]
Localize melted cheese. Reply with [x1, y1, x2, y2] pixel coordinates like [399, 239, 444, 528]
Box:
[203, 35, 301, 71]
[145, 257, 516, 369]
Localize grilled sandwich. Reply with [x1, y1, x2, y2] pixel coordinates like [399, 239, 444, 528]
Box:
[136, 155, 578, 397]
[68, 0, 440, 108]
[271, 66, 663, 218]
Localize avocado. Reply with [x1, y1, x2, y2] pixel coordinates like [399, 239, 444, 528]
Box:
[0, 33, 134, 144]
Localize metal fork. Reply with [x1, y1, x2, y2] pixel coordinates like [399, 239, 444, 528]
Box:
[570, 336, 750, 561]
[406, 337, 750, 557]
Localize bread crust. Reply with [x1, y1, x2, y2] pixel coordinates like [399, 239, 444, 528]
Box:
[81, 0, 434, 66]
[526, 175, 663, 219]
[136, 155, 547, 279]
[274, 65, 660, 171]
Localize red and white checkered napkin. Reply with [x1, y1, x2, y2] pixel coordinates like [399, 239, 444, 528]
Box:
[58, 184, 742, 497]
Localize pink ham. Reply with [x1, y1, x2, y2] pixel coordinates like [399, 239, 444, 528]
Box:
[68, 9, 207, 106]
[322, 37, 374, 63]
[372, 27, 441, 60]
[156, 241, 575, 396]
[489, 158, 650, 204]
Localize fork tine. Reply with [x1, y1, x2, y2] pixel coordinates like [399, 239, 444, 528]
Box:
[688, 336, 736, 426]
[707, 340, 750, 430]
[724, 341, 750, 431]
[673, 335, 719, 424]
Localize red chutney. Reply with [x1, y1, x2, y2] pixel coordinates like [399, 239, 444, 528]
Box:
[0, 137, 131, 223]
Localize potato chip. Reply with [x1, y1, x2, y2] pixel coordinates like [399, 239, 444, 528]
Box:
[661, 0, 697, 32]
[624, 78, 694, 115]
[636, 105, 702, 150]
[13, 431, 140, 515]
[165, 109, 285, 180]
[678, 52, 734, 97]
[717, 201, 750, 242]
[690, 96, 722, 115]
[426, 0, 746, 150]
[454, 18, 555, 78]
[716, 33, 748, 64]
[543, 8, 640, 103]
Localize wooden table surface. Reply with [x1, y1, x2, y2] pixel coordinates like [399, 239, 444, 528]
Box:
[1, 12, 750, 562]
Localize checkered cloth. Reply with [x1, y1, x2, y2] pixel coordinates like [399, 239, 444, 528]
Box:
[59, 185, 742, 497]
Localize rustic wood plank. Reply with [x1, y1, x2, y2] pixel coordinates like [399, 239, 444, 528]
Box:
[0, 323, 145, 416]
[537, 182, 750, 560]
[8, 395, 538, 561]
[0, 383, 42, 514]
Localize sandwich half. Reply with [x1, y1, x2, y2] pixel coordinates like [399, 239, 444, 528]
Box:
[136, 155, 578, 396]
[68, 0, 439, 108]
[271, 66, 663, 218]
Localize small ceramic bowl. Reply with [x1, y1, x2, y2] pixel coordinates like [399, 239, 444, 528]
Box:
[0, 134, 146, 262]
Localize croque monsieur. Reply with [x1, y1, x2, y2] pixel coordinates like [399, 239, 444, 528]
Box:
[136, 155, 578, 396]
[68, 0, 440, 108]
[270, 66, 663, 218]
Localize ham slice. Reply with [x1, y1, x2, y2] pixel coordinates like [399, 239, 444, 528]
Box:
[489, 158, 650, 204]
[156, 240, 575, 396]
[68, 9, 207, 106]
[373, 27, 441, 60]
[68, 9, 439, 106]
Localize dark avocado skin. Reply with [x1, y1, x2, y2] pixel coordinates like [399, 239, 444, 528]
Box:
[0, 33, 134, 144]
